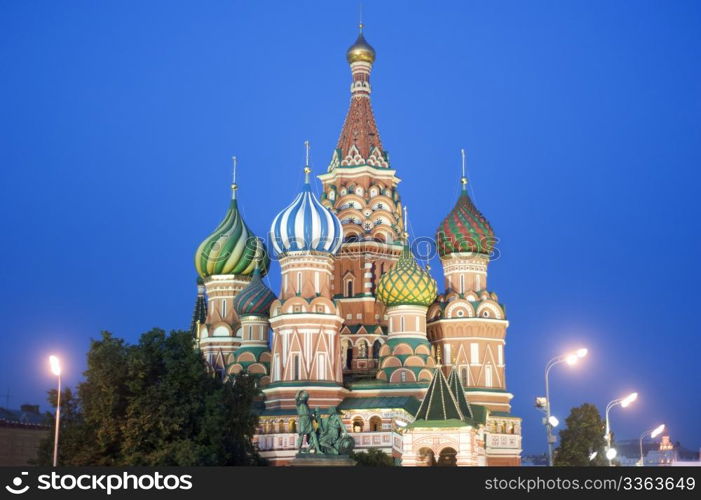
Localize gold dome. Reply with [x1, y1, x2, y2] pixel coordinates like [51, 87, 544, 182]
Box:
[346, 29, 376, 64]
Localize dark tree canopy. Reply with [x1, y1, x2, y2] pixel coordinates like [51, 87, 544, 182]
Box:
[350, 448, 395, 466]
[35, 329, 263, 466]
[554, 403, 609, 466]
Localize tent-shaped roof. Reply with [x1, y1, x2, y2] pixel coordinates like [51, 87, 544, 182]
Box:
[447, 367, 473, 420]
[414, 368, 465, 422]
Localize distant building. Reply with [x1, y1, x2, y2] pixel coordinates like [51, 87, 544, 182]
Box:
[0, 404, 49, 465]
[617, 434, 700, 466]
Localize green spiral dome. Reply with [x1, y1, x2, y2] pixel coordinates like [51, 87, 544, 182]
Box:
[195, 199, 270, 278]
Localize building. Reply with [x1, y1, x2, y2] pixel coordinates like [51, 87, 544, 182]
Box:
[617, 434, 700, 466]
[0, 404, 49, 466]
[191, 26, 521, 466]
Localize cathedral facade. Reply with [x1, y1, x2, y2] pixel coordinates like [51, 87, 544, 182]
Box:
[192, 28, 521, 466]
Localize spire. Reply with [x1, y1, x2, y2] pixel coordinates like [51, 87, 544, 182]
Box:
[414, 368, 465, 422]
[231, 156, 238, 199]
[304, 140, 311, 184]
[460, 148, 468, 192]
[331, 26, 388, 170]
[190, 279, 207, 339]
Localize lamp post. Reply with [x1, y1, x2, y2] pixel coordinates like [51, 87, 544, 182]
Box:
[543, 348, 588, 466]
[638, 424, 665, 466]
[49, 355, 62, 467]
[605, 392, 638, 466]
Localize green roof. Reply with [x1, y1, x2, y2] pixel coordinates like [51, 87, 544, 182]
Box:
[414, 368, 464, 422]
[347, 380, 429, 390]
[447, 367, 473, 419]
[338, 396, 420, 414]
[490, 411, 517, 418]
[470, 404, 489, 425]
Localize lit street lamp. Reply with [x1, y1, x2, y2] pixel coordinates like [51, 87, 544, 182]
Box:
[542, 348, 588, 466]
[605, 392, 638, 466]
[49, 355, 62, 467]
[638, 424, 665, 466]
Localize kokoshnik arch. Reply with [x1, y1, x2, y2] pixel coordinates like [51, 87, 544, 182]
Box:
[191, 26, 522, 466]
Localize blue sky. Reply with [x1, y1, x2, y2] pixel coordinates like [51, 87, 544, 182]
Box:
[1, 0, 699, 455]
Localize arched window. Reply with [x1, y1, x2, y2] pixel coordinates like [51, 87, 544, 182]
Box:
[352, 417, 364, 432]
[372, 340, 381, 359]
[345, 344, 353, 370]
[293, 354, 300, 380]
[357, 341, 368, 359]
[369, 416, 382, 432]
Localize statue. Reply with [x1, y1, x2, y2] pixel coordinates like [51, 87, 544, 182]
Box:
[295, 390, 321, 453]
[295, 391, 354, 456]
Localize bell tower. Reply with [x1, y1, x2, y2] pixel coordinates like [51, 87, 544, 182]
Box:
[317, 26, 404, 377]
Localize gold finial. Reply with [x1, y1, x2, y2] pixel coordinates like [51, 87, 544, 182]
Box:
[460, 148, 468, 190]
[231, 156, 238, 198]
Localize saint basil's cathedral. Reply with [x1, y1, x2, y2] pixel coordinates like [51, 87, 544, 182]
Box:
[191, 27, 522, 466]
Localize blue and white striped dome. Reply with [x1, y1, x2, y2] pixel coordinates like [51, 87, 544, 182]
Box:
[270, 178, 343, 255]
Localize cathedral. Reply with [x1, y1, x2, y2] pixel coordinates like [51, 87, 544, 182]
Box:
[191, 27, 521, 466]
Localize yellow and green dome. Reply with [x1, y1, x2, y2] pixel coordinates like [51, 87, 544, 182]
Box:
[376, 245, 437, 307]
[195, 197, 270, 278]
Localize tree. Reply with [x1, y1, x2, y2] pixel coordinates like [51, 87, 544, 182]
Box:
[554, 403, 608, 466]
[350, 448, 395, 466]
[35, 329, 263, 466]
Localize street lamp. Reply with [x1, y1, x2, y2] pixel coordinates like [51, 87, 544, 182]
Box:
[605, 392, 638, 466]
[49, 355, 62, 467]
[638, 424, 665, 466]
[542, 348, 588, 466]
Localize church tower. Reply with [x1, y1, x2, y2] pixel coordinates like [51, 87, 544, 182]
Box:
[228, 262, 277, 386]
[427, 160, 512, 413]
[264, 163, 347, 409]
[193, 160, 270, 375]
[318, 26, 404, 377]
[375, 234, 438, 384]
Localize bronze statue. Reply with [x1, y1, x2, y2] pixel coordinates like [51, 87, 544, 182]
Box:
[295, 390, 321, 453]
[295, 391, 354, 456]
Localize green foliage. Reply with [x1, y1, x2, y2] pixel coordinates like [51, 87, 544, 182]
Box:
[35, 329, 263, 466]
[554, 403, 609, 466]
[350, 448, 395, 466]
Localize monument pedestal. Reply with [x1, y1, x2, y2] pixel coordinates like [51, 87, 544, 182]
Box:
[289, 453, 356, 467]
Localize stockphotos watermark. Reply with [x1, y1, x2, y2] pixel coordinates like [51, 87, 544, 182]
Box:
[3, 470, 192, 495]
[205, 234, 501, 264]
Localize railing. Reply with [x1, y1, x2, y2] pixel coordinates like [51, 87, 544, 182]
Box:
[254, 431, 401, 452]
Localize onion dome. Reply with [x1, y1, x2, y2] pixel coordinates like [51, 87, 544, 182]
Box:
[270, 169, 343, 255]
[194, 174, 270, 278]
[233, 266, 277, 318]
[436, 181, 495, 257]
[346, 26, 376, 64]
[376, 245, 438, 307]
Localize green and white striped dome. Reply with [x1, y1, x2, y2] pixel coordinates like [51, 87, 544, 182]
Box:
[195, 195, 269, 278]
